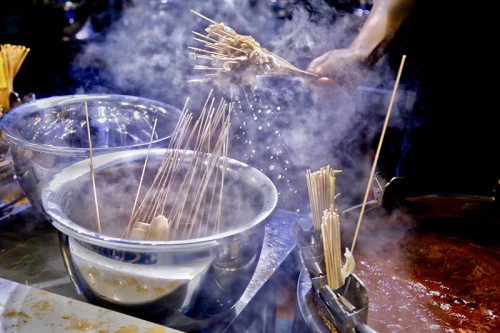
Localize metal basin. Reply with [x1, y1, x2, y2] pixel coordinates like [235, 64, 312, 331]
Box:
[0, 94, 182, 216]
[41, 148, 278, 331]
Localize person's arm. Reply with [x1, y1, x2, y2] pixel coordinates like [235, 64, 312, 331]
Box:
[307, 0, 415, 85]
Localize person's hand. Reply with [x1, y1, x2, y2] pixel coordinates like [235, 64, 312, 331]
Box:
[303, 47, 369, 107]
[306, 47, 369, 92]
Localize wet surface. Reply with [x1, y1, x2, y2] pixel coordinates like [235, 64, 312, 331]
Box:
[297, 211, 500, 333]
[0, 192, 303, 332]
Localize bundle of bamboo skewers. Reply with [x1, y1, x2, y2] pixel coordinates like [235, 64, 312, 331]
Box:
[306, 165, 354, 290]
[0, 44, 30, 113]
[119, 90, 232, 242]
[189, 10, 317, 91]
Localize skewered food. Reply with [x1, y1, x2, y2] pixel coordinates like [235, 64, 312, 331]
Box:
[189, 10, 316, 91]
[121, 90, 232, 241]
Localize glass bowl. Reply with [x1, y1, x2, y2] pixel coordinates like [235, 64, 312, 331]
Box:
[0, 94, 182, 216]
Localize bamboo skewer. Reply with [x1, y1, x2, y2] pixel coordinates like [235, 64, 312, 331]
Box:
[350, 55, 407, 255]
[191, 9, 218, 24]
[85, 102, 102, 233]
[123, 118, 158, 238]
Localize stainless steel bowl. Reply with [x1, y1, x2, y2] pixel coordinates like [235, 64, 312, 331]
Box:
[41, 148, 278, 331]
[0, 94, 182, 216]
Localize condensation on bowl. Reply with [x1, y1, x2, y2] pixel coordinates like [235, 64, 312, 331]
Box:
[0, 94, 182, 215]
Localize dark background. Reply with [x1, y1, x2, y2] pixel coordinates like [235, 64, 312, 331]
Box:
[0, 0, 129, 99]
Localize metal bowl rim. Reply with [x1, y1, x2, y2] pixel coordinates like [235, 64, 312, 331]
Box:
[42, 148, 278, 251]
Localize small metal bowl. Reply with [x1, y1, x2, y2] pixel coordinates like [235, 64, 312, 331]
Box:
[41, 148, 278, 331]
[0, 94, 182, 216]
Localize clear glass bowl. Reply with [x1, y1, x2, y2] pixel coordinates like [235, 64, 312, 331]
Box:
[0, 94, 182, 215]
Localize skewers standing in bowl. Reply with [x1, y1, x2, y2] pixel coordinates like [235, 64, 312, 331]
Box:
[123, 90, 233, 241]
[84, 102, 102, 234]
[0, 44, 30, 113]
[189, 10, 317, 92]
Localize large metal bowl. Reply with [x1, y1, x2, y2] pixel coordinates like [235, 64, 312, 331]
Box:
[0, 94, 182, 215]
[41, 148, 278, 331]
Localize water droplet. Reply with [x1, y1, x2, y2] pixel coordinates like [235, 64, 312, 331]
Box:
[269, 165, 275, 171]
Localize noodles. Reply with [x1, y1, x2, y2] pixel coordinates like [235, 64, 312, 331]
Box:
[0, 44, 30, 113]
[306, 166, 353, 289]
[189, 10, 317, 91]
[123, 90, 232, 241]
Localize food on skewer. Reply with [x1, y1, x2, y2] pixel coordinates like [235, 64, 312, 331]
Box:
[123, 90, 232, 242]
[189, 10, 317, 91]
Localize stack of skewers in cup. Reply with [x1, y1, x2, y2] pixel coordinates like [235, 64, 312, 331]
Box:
[306, 166, 355, 290]
[294, 165, 377, 333]
[0, 44, 30, 114]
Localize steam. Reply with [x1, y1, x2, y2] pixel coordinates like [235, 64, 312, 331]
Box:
[70, 0, 412, 213]
[55, 2, 453, 331]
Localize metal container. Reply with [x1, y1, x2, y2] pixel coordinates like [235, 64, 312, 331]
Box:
[41, 148, 278, 331]
[0, 94, 182, 216]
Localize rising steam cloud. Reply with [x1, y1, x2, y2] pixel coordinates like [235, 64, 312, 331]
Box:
[70, 0, 412, 213]
[61, 3, 440, 330]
